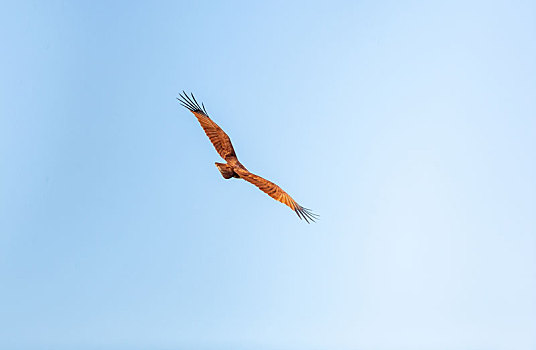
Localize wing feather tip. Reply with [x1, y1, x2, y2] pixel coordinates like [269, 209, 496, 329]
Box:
[295, 205, 318, 223]
[177, 91, 208, 116]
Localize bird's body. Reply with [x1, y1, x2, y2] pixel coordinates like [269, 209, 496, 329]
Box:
[177, 92, 317, 223]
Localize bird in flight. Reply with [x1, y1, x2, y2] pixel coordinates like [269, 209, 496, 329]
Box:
[177, 92, 318, 223]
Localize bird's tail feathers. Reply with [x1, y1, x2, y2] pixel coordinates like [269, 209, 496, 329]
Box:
[215, 162, 235, 179]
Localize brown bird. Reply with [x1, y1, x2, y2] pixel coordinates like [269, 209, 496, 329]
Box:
[177, 92, 318, 223]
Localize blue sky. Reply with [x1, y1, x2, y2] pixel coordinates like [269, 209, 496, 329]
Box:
[1, 1, 535, 349]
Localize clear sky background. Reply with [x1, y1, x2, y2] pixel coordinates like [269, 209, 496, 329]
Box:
[1, 1, 535, 349]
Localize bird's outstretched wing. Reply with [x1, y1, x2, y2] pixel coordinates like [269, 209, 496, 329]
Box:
[177, 92, 236, 161]
[234, 168, 318, 223]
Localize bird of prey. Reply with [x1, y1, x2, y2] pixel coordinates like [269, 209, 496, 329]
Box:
[177, 92, 318, 223]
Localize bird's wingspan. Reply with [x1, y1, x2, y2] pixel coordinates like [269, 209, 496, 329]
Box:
[234, 168, 318, 223]
[177, 92, 236, 161]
